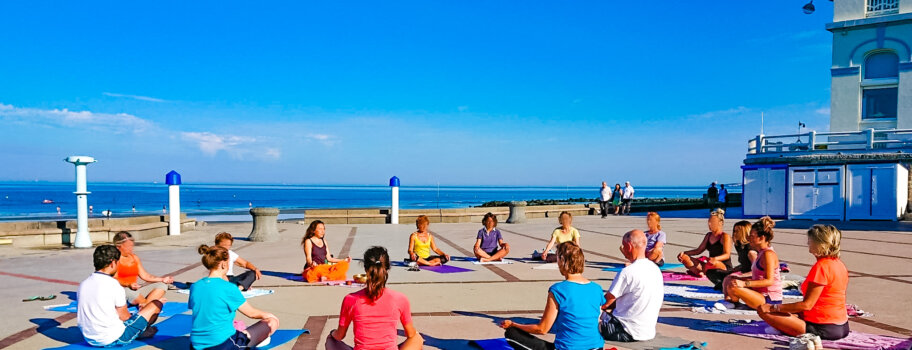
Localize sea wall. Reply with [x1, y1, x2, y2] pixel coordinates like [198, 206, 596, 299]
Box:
[0, 214, 196, 247]
[298, 194, 742, 226]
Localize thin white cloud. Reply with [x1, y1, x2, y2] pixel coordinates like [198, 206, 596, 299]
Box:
[689, 106, 751, 119]
[306, 133, 339, 146]
[0, 103, 153, 134]
[457, 105, 469, 112]
[181, 132, 257, 156]
[102, 92, 166, 103]
[815, 107, 831, 116]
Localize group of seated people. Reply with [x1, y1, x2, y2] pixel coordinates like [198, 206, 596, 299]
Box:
[674, 209, 851, 341]
[74, 207, 852, 349]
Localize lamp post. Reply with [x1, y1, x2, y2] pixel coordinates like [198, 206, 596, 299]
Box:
[390, 176, 400, 224]
[64, 156, 96, 248]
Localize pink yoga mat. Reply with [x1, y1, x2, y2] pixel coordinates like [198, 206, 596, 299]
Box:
[662, 271, 708, 281]
[420, 265, 474, 273]
[730, 321, 912, 350]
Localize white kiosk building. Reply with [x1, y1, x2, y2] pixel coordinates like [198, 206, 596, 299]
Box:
[743, 0, 912, 220]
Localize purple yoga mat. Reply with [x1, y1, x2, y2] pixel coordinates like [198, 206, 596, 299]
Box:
[730, 322, 912, 350]
[420, 265, 474, 273]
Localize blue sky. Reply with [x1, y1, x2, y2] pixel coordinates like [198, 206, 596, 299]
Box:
[0, 1, 834, 186]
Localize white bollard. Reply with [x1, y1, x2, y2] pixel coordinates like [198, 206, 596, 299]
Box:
[65, 156, 96, 248]
[166, 170, 182, 236]
[390, 176, 400, 224]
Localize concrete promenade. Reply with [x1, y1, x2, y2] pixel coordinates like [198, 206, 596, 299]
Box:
[0, 215, 910, 349]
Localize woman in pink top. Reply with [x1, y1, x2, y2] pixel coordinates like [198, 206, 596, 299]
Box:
[327, 246, 423, 350]
[723, 216, 783, 309]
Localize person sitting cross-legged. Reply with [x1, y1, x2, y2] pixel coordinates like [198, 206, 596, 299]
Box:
[408, 215, 450, 266]
[600, 229, 664, 342]
[500, 242, 605, 350]
[77, 245, 163, 347]
[474, 212, 510, 262]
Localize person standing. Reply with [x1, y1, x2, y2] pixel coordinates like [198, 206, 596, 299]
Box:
[611, 184, 623, 215]
[719, 184, 729, 210]
[622, 181, 635, 215]
[599, 182, 611, 218]
[707, 182, 719, 210]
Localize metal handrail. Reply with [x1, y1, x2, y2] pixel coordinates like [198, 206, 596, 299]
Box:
[747, 128, 912, 154]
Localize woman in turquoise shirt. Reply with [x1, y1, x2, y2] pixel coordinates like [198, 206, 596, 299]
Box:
[500, 242, 605, 350]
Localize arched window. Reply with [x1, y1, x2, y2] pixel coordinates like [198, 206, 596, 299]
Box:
[862, 51, 899, 119]
[864, 52, 899, 79]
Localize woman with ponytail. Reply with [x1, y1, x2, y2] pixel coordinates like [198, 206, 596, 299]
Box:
[189, 245, 279, 350]
[722, 216, 783, 309]
[328, 246, 423, 350]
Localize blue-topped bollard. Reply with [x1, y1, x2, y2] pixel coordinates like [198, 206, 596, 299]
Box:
[166, 170, 181, 236]
[390, 176, 400, 224]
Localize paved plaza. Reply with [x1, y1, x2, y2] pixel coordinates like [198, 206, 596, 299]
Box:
[1, 214, 910, 349]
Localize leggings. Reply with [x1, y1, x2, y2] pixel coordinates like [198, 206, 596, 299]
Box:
[304, 261, 350, 283]
[228, 270, 257, 291]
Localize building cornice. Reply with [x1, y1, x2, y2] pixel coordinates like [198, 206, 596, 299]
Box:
[827, 12, 912, 31]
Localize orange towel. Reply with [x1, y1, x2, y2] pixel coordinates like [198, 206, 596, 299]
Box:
[303, 261, 349, 283]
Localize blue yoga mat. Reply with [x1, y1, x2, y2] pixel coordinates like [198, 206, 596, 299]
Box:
[469, 338, 512, 350]
[602, 263, 684, 272]
[45, 301, 189, 318]
[44, 313, 307, 350]
[43, 314, 192, 350]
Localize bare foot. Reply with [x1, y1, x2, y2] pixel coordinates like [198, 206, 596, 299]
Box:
[479, 257, 490, 262]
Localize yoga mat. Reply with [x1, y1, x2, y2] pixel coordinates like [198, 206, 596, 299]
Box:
[472, 260, 514, 265]
[257, 329, 310, 350]
[43, 314, 192, 350]
[176, 289, 274, 299]
[45, 301, 190, 317]
[468, 338, 513, 350]
[533, 263, 559, 270]
[602, 263, 685, 272]
[664, 284, 802, 300]
[420, 265, 474, 273]
[604, 334, 696, 350]
[693, 303, 874, 317]
[718, 321, 912, 350]
[662, 271, 707, 281]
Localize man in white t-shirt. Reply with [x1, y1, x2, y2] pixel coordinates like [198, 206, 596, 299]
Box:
[600, 229, 663, 342]
[77, 245, 164, 347]
[621, 181, 635, 215]
[599, 182, 611, 218]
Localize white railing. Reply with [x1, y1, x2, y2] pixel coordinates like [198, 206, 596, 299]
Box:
[866, 0, 900, 17]
[747, 128, 912, 155]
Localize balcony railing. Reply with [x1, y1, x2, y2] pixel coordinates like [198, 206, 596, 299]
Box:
[867, 0, 900, 17]
[747, 128, 912, 155]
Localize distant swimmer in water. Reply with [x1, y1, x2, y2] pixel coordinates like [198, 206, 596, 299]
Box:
[57, 206, 61, 215]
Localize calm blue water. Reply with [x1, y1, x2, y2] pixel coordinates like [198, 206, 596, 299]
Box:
[0, 182, 739, 221]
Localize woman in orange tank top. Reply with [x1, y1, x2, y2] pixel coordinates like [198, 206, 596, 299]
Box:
[757, 225, 850, 340]
[113, 232, 174, 306]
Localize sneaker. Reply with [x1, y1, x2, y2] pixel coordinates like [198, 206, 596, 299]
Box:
[407, 262, 420, 271]
[255, 336, 271, 348]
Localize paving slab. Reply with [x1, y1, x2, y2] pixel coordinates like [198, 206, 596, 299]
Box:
[0, 214, 910, 349]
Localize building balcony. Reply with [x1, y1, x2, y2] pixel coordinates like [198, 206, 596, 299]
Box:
[745, 128, 912, 165]
[866, 0, 900, 17]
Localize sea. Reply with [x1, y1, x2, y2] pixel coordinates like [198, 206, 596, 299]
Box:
[0, 182, 740, 222]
